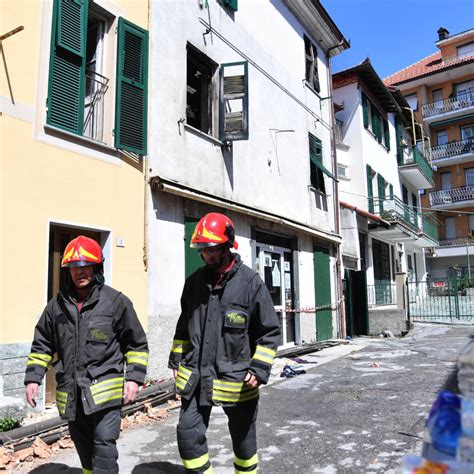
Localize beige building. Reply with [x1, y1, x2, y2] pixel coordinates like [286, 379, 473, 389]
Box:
[385, 27, 474, 280]
[1, 0, 149, 414]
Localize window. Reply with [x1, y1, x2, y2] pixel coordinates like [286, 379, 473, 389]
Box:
[457, 42, 474, 59]
[461, 124, 474, 141]
[304, 35, 320, 93]
[46, 0, 148, 155]
[186, 44, 249, 141]
[362, 92, 390, 149]
[465, 168, 474, 186]
[337, 164, 349, 179]
[309, 133, 325, 193]
[445, 217, 456, 240]
[455, 80, 474, 98]
[366, 165, 374, 213]
[377, 174, 386, 213]
[432, 89, 443, 105]
[469, 214, 474, 233]
[404, 93, 418, 111]
[437, 130, 448, 146]
[440, 172, 451, 190]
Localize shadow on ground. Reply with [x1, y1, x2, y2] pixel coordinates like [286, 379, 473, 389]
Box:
[29, 464, 81, 473]
[132, 462, 185, 473]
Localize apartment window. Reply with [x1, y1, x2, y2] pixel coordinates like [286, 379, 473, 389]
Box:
[186, 44, 248, 142]
[47, 0, 148, 154]
[441, 172, 451, 190]
[437, 130, 448, 146]
[445, 217, 456, 240]
[432, 89, 443, 104]
[366, 165, 375, 213]
[411, 193, 418, 212]
[186, 44, 217, 135]
[404, 93, 418, 111]
[469, 214, 474, 233]
[337, 164, 349, 180]
[461, 124, 474, 141]
[466, 168, 474, 186]
[457, 42, 474, 59]
[455, 80, 474, 98]
[304, 35, 320, 93]
[309, 133, 325, 193]
[362, 92, 390, 149]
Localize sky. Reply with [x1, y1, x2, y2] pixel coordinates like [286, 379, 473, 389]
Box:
[323, 0, 474, 80]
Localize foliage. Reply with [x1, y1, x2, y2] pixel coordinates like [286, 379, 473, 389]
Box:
[0, 416, 19, 432]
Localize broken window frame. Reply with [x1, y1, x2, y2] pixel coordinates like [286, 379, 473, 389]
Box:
[304, 34, 320, 93]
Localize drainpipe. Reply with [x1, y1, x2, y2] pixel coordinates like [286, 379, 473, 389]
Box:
[326, 40, 346, 339]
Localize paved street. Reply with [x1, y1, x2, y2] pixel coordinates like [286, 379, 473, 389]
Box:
[27, 323, 473, 473]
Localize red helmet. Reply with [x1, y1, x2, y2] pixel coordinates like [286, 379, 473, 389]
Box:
[191, 213, 238, 250]
[61, 236, 103, 268]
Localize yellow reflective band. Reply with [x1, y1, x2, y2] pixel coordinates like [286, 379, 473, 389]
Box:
[213, 380, 255, 393]
[202, 226, 223, 241]
[252, 353, 274, 365]
[56, 391, 67, 401]
[255, 345, 276, 357]
[175, 378, 186, 390]
[27, 353, 53, 368]
[125, 351, 149, 366]
[171, 339, 191, 353]
[177, 365, 192, 378]
[234, 453, 258, 468]
[182, 452, 210, 469]
[235, 469, 257, 474]
[91, 382, 124, 398]
[212, 388, 259, 403]
[252, 345, 276, 365]
[83, 469, 93, 474]
[93, 389, 123, 405]
[204, 466, 213, 473]
[90, 377, 124, 394]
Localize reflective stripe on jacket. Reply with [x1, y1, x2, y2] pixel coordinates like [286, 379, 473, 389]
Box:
[169, 254, 281, 406]
[25, 283, 148, 420]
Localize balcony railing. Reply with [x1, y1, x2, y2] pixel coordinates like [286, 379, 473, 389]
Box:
[367, 283, 397, 307]
[422, 214, 439, 242]
[373, 196, 419, 231]
[438, 237, 474, 248]
[429, 186, 474, 206]
[398, 146, 434, 182]
[83, 69, 109, 142]
[430, 138, 474, 161]
[422, 91, 474, 118]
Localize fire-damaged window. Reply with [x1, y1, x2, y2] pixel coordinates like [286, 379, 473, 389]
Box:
[186, 44, 217, 135]
[186, 44, 248, 142]
[304, 34, 320, 93]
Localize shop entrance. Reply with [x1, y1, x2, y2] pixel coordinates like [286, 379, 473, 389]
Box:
[256, 244, 295, 346]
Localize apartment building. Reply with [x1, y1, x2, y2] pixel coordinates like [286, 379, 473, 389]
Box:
[145, 0, 349, 379]
[1, 0, 149, 414]
[333, 59, 437, 336]
[385, 27, 474, 280]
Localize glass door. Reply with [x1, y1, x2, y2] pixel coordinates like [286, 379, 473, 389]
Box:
[256, 244, 295, 346]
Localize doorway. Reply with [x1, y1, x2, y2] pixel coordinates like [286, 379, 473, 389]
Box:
[256, 244, 295, 347]
[45, 225, 102, 403]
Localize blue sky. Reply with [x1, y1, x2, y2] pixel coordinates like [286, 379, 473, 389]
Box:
[323, 0, 474, 79]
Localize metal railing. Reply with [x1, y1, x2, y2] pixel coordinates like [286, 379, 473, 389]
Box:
[367, 283, 397, 307]
[83, 69, 109, 142]
[429, 186, 474, 206]
[373, 196, 419, 231]
[422, 91, 474, 118]
[438, 237, 474, 248]
[422, 214, 439, 242]
[430, 138, 474, 161]
[398, 146, 434, 182]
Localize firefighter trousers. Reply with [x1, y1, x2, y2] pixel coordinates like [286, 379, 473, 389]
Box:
[177, 395, 259, 473]
[68, 396, 121, 473]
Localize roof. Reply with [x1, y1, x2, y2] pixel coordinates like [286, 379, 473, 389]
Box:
[384, 50, 474, 86]
[333, 58, 400, 112]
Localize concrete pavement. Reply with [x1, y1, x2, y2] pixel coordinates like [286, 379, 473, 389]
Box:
[24, 323, 473, 473]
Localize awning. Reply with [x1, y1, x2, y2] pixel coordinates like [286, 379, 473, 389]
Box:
[151, 176, 342, 244]
[340, 201, 390, 228]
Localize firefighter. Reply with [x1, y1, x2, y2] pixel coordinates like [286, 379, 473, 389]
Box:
[24, 236, 148, 474]
[169, 213, 281, 473]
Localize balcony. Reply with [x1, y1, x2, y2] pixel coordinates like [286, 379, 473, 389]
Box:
[429, 186, 474, 209]
[433, 236, 474, 259]
[370, 197, 438, 246]
[421, 91, 474, 125]
[397, 145, 434, 188]
[429, 138, 474, 166]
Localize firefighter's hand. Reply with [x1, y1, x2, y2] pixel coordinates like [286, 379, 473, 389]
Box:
[244, 372, 261, 388]
[26, 383, 39, 408]
[123, 381, 139, 405]
[173, 369, 177, 379]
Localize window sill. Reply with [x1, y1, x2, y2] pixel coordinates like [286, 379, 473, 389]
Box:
[184, 123, 225, 147]
[308, 185, 328, 197]
[44, 124, 119, 156]
[303, 80, 322, 98]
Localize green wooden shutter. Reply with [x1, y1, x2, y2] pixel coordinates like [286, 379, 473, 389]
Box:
[377, 174, 385, 213]
[366, 165, 374, 213]
[389, 184, 394, 199]
[362, 92, 369, 129]
[383, 118, 390, 151]
[372, 109, 381, 142]
[395, 117, 403, 164]
[220, 0, 238, 11]
[185, 217, 203, 278]
[314, 245, 332, 341]
[115, 18, 148, 155]
[47, 0, 88, 134]
[219, 61, 248, 142]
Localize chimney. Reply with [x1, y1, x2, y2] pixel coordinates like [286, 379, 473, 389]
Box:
[437, 27, 449, 41]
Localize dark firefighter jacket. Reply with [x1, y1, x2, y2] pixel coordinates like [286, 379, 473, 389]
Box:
[168, 254, 281, 406]
[24, 283, 148, 421]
